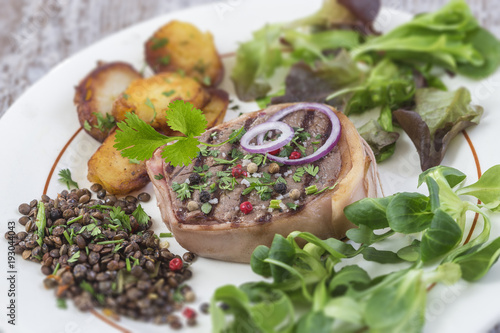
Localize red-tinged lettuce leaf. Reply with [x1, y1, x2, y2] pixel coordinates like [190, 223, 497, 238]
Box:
[338, 0, 381, 26]
[358, 119, 400, 163]
[289, 0, 380, 31]
[270, 51, 362, 106]
[393, 87, 483, 171]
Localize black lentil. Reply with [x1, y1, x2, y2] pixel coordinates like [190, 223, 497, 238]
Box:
[7, 188, 200, 325]
[137, 192, 151, 202]
[90, 183, 103, 192]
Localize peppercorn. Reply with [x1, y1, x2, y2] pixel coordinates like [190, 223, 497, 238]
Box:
[274, 182, 287, 194]
[268, 163, 280, 174]
[187, 201, 199, 212]
[182, 307, 197, 319]
[289, 151, 301, 159]
[232, 165, 243, 178]
[199, 191, 210, 203]
[289, 189, 301, 200]
[188, 173, 202, 185]
[240, 201, 253, 214]
[247, 162, 258, 174]
[169, 258, 183, 271]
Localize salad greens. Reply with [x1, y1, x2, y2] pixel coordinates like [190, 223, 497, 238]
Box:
[231, 0, 500, 168]
[211, 164, 500, 332]
[393, 87, 483, 170]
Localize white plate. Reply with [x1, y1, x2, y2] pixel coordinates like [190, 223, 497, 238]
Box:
[2, 1, 500, 332]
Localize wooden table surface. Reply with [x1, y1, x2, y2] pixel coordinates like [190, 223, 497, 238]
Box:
[1, 0, 498, 118]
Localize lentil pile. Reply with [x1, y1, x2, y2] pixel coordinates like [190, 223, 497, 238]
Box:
[6, 185, 204, 329]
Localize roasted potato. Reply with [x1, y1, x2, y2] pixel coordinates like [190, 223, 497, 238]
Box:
[112, 72, 219, 135]
[145, 20, 224, 87]
[74, 61, 142, 142]
[87, 130, 149, 195]
[203, 89, 229, 128]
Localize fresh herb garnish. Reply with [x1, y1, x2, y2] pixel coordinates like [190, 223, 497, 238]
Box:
[286, 202, 299, 210]
[305, 185, 318, 195]
[80, 281, 105, 305]
[132, 204, 149, 226]
[292, 167, 305, 182]
[145, 97, 157, 123]
[213, 157, 238, 165]
[114, 101, 246, 167]
[68, 251, 80, 263]
[114, 100, 207, 167]
[154, 173, 164, 180]
[83, 120, 92, 131]
[56, 298, 67, 309]
[58, 169, 79, 189]
[172, 182, 192, 200]
[218, 177, 237, 191]
[228, 127, 246, 143]
[304, 164, 319, 177]
[199, 146, 219, 157]
[108, 206, 131, 231]
[162, 89, 175, 97]
[92, 112, 115, 131]
[96, 239, 124, 245]
[194, 165, 209, 173]
[151, 37, 168, 50]
[230, 148, 245, 159]
[35, 201, 46, 247]
[159, 55, 171, 65]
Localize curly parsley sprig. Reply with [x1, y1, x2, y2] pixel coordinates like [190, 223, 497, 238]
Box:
[114, 100, 243, 167]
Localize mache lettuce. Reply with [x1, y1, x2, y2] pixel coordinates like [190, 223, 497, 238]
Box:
[211, 164, 500, 332]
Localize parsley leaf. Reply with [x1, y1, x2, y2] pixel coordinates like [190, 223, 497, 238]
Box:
[145, 97, 157, 123]
[93, 112, 115, 131]
[229, 127, 246, 143]
[162, 89, 175, 97]
[304, 164, 319, 177]
[114, 101, 217, 167]
[293, 167, 305, 182]
[132, 204, 149, 226]
[230, 148, 245, 159]
[58, 169, 79, 189]
[166, 100, 207, 137]
[161, 136, 201, 167]
[68, 251, 80, 263]
[151, 37, 168, 50]
[83, 120, 92, 131]
[108, 207, 131, 231]
[172, 182, 192, 200]
[114, 112, 174, 162]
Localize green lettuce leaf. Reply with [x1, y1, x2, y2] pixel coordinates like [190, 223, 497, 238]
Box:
[231, 24, 283, 101]
[357, 119, 399, 163]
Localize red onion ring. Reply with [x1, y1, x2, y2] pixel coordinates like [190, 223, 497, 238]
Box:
[257, 103, 341, 166]
[240, 121, 294, 154]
